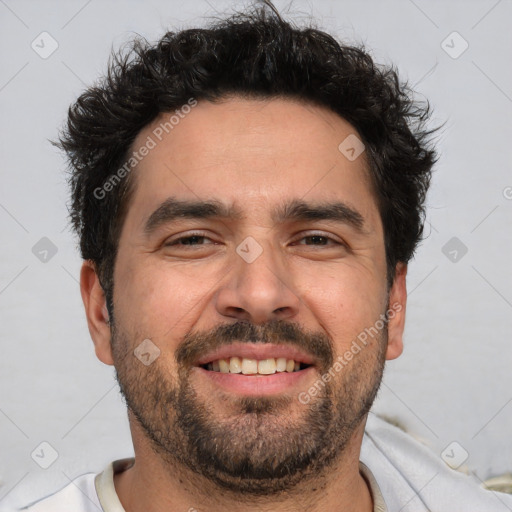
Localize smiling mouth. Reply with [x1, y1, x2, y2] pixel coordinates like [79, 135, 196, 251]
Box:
[199, 357, 312, 375]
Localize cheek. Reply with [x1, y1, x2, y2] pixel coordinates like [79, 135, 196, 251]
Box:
[115, 259, 221, 339]
[294, 264, 385, 351]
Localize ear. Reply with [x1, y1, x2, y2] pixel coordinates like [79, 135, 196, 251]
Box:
[80, 260, 114, 365]
[385, 262, 407, 361]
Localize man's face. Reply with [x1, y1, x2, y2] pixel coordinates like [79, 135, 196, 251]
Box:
[86, 97, 405, 494]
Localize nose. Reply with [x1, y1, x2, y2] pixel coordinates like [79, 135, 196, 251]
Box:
[214, 240, 301, 324]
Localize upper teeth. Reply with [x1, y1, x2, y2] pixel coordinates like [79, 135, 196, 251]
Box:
[206, 357, 302, 374]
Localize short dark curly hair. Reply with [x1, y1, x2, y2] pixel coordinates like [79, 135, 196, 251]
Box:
[56, 1, 439, 315]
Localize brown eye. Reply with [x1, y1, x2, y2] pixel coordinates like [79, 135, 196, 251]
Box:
[293, 232, 344, 247]
[301, 235, 331, 245]
[172, 236, 207, 245]
[165, 232, 215, 247]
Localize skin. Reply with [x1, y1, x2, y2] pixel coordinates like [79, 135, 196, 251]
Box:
[81, 96, 407, 512]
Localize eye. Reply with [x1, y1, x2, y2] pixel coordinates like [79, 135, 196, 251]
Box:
[164, 232, 216, 247]
[293, 232, 344, 247]
[299, 235, 333, 246]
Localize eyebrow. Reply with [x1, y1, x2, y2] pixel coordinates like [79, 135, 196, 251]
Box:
[144, 198, 242, 234]
[143, 197, 368, 235]
[273, 199, 368, 233]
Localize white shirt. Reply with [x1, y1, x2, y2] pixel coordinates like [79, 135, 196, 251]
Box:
[14, 414, 512, 511]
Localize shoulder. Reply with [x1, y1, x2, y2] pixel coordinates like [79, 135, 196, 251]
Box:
[362, 413, 512, 512]
[15, 472, 100, 512]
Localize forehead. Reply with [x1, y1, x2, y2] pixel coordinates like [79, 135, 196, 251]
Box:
[123, 96, 380, 231]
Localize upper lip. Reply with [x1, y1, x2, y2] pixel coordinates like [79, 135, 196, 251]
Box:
[194, 342, 316, 366]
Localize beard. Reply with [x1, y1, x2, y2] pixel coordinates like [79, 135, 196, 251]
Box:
[110, 314, 388, 496]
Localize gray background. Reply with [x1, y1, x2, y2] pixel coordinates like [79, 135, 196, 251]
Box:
[1, 0, 511, 508]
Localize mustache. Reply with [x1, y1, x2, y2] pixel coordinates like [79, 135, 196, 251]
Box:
[175, 319, 334, 371]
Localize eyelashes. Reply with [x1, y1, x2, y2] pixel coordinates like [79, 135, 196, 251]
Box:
[164, 231, 345, 248]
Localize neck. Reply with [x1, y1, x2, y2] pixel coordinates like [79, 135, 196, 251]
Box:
[114, 416, 373, 512]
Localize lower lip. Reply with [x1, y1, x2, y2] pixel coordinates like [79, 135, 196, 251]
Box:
[193, 366, 316, 396]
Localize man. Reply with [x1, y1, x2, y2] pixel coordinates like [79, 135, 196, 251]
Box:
[17, 1, 512, 511]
